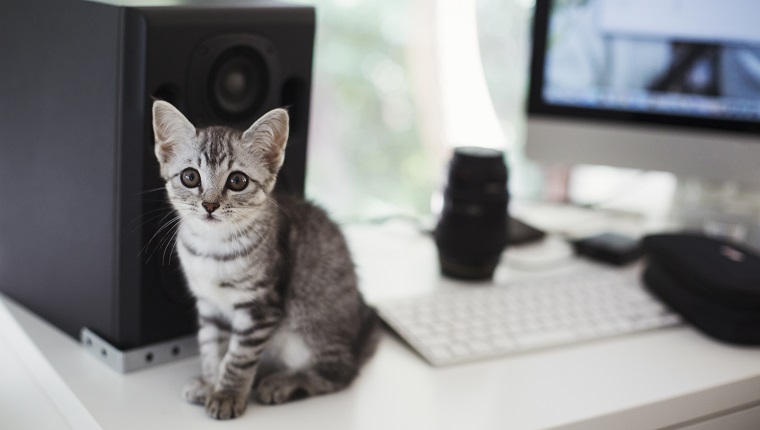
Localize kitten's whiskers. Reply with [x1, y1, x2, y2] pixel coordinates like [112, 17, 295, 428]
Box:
[229, 210, 276, 254]
[162, 218, 184, 265]
[131, 207, 176, 234]
[135, 186, 169, 196]
[143, 214, 182, 263]
[265, 194, 292, 220]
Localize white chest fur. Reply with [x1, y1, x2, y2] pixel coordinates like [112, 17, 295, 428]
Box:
[266, 330, 312, 370]
[176, 220, 315, 372]
[180, 256, 249, 316]
[176, 224, 264, 317]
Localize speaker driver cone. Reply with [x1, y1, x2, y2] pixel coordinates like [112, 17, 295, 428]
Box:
[207, 47, 268, 121]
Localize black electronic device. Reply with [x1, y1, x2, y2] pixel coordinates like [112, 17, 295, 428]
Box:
[572, 232, 644, 266]
[507, 217, 545, 246]
[435, 147, 509, 280]
[643, 233, 760, 345]
[0, 0, 314, 350]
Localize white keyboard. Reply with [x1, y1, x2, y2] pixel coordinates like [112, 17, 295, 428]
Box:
[377, 268, 681, 366]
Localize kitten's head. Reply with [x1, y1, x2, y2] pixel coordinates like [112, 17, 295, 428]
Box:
[152, 100, 288, 227]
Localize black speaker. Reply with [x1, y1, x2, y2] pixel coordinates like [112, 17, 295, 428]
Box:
[0, 0, 314, 350]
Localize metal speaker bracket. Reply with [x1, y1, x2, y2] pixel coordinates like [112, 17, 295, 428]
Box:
[80, 328, 198, 373]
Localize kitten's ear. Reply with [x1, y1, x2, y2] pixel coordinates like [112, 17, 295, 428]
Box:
[241, 108, 289, 176]
[152, 100, 195, 165]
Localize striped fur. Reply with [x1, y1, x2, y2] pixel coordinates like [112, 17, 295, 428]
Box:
[152, 101, 379, 420]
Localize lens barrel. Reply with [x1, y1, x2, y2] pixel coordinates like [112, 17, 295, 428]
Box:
[435, 147, 509, 280]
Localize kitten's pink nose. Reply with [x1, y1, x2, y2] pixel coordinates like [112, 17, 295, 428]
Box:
[202, 202, 220, 214]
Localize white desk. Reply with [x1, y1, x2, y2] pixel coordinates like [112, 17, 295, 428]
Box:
[3, 221, 760, 430]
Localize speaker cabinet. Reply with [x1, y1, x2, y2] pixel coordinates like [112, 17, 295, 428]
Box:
[0, 0, 315, 349]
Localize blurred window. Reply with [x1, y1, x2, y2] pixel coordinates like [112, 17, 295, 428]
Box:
[296, 0, 537, 221]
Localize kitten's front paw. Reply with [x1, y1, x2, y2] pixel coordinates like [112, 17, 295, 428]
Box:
[205, 390, 248, 420]
[182, 377, 212, 405]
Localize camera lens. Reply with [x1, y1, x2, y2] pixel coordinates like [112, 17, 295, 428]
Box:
[435, 147, 509, 280]
[207, 47, 268, 121]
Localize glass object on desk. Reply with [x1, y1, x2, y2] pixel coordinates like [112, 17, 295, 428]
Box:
[704, 220, 749, 244]
[672, 178, 760, 247]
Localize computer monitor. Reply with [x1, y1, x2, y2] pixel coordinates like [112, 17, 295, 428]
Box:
[525, 0, 760, 185]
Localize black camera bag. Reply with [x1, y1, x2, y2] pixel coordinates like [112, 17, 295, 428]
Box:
[642, 233, 760, 345]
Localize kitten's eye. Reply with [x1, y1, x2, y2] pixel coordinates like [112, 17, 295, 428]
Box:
[180, 168, 201, 188]
[226, 171, 249, 192]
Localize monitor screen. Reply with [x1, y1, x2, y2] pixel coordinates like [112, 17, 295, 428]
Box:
[528, 0, 760, 134]
[525, 0, 760, 186]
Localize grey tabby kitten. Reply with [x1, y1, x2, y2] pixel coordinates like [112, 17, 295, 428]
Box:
[152, 100, 379, 420]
